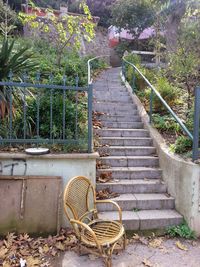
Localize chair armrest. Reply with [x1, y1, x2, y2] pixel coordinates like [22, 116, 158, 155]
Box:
[70, 219, 102, 252]
[96, 199, 122, 224]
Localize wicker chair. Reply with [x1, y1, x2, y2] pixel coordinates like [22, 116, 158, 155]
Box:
[63, 176, 126, 267]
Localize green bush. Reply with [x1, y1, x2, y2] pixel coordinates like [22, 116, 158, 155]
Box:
[0, 90, 88, 142]
[125, 54, 156, 90]
[152, 114, 181, 134]
[0, 37, 108, 152]
[167, 221, 196, 239]
[172, 136, 193, 154]
[144, 77, 180, 113]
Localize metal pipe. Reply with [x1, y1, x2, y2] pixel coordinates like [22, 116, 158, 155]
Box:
[123, 56, 193, 140]
[87, 55, 109, 85]
[192, 87, 200, 161]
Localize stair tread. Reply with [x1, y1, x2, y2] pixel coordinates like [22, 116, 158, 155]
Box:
[99, 193, 174, 202]
[99, 128, 149, 131]
[97, 167, 161, 171]
[104, 146, 155, 149]
[96, 179, 164, 186]
[100, 156, 158, 159]
[99, 210, 183, 220]
[99, 137, 152, 140]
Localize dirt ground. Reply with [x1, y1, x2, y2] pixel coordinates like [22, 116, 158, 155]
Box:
[61, 237, 200, 267]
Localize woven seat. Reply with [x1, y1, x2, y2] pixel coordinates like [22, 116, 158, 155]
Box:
[82, 220, 124, 246]
[63, 176, 126, 267]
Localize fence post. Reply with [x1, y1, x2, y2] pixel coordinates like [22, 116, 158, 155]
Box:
[149, 88, 153, 124]
[192, 86, 200, 161]
[88, 84, 93, 153]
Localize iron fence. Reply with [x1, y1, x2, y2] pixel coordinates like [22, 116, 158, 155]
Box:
[0, 74, 93, 153]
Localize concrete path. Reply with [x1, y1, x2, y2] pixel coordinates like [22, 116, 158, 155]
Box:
[62, 238, 200, 267]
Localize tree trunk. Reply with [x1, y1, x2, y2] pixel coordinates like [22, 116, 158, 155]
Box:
[165, 0, 186, 52]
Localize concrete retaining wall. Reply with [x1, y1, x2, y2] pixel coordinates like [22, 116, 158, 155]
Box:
[122, 75, 200, 236]
[0, 152, 98, 235]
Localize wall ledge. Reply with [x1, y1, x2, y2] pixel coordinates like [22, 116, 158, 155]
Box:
[0, 152, 99, 160]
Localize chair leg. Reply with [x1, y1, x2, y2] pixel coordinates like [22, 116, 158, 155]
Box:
[123, 232, 127, 250]
[105, 256, 112, 267]
[77, 240, 81, 256]
[104, 247, 112, 267]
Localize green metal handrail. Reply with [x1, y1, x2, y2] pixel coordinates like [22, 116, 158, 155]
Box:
[87, 55, 109, 85]
[122, 56, 193, 141]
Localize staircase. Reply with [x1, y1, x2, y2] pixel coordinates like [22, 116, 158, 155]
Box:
[94, 68, 182, 230]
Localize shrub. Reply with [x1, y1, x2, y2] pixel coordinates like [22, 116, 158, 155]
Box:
[167, 221, 196, 239]
[172, 136, 193, 154]
[144, 77, 180, 113]
[152, 114, 181, 134]
[125, 54, 156, 90]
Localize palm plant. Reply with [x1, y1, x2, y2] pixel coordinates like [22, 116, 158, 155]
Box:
[0, 38, 38, 118]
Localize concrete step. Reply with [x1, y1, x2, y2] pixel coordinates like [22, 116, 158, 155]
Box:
[98, 115, 141, 122]
[101, 110, 139, 116]
[94, 107, 138, 114]
[93, 102, 136, 108]
[94, 101, 135, 107]
[96, 129, 150, 137]
[100, 156, 159, 167]
[99, 137, 153, 146]
[98, 210, 183, 230]
[96, 179, 167, 194]
[98, 146, 156, 156]
[97, 193, 175, 211]
[102, 122, 144, 129]
[97, 167, 162, 179]
[94, 92, 130, 99]
[93, 96, 132, 102]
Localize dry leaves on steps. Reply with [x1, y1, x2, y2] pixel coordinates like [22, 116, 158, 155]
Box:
[97, 172, 112, 183]
[96, 188, 120, 200]
[96, 160, 110, 170]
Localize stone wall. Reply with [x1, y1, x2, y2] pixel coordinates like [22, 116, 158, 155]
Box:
[122, 74, 200, 236]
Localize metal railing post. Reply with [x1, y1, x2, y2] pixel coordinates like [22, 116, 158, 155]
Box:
[88, 84, 93, 153]
[122, 61, 125, 77]
[192, 86, 200, 161]
[149, 88, 153, 124]
[132, 67, 136, 93]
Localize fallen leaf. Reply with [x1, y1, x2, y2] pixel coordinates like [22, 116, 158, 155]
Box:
[2, 261, 10, 267]
[26, 256, 41, 266]
[132, 233, 140, 240]
[142, 258, 153, 267]
[51, 248, 57, 257]
[43, 244, 50, 253]
[0, 247, 8, 259]
[96, 188, 119, 200]
[175, 241, 188, 251]
[55, 242, 65, 251]
[149, 238, 163, 248]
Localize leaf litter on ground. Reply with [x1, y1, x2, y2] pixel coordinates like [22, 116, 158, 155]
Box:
[0, 229, 77, 267]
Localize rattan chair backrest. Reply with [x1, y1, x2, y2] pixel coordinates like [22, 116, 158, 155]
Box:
[63, 176, 96, 222]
